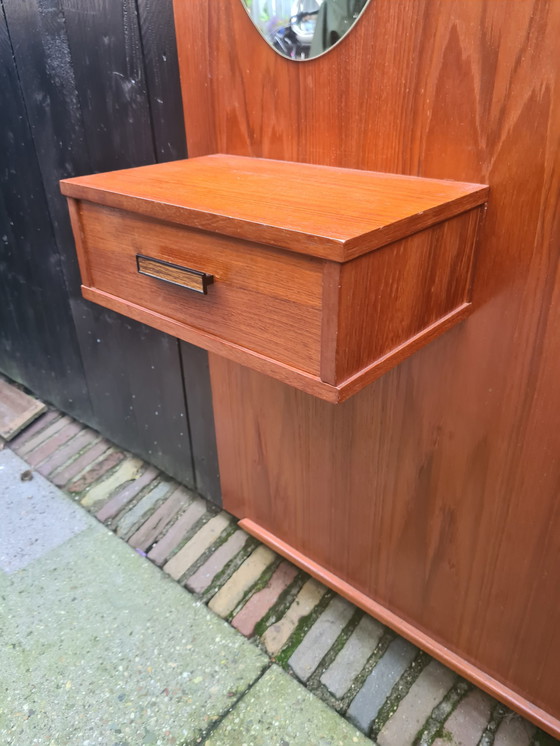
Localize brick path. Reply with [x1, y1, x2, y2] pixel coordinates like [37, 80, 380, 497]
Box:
[6, 405, 558, 746]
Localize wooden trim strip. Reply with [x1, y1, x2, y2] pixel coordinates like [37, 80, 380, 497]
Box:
[81, 287, 471, 403]
[60, 179, 489, 263]
[319, 261, 341, 385]
[239, 518, 560, 739]
[66, 198, 92, 286]
[335, 303, 472, 401]
[81, 285, 340, 402]
[341, 191, 489, 262]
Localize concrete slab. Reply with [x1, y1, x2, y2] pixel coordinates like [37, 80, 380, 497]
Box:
[0, 449, 90, 574]
[0, 526, 267, 745]
[205, 665, 372, 746]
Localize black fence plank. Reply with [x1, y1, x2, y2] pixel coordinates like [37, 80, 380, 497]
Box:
[136, 0, 187, 162]
[0, 3, 89, 414]
[180, 343, 221, 504]
[0, 0, 219, 497]
[60, 0, 155, 171]
[136, 0, 220, 501]
[2, 0, 91, 297]
[57, 0, 196, 485]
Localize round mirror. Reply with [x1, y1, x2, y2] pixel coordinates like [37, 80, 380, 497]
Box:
[241, 0, 370, 61]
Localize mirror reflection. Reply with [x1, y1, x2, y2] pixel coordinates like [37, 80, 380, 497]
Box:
[241, 0, 370, 60]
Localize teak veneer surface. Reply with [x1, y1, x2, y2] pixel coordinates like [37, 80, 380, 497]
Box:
[60, 154, 487, 262]
[63, 156, 485, 400]
[332, 209, 480, 383]
[174, 0, 560, 736]
[75, 201, 323, 375]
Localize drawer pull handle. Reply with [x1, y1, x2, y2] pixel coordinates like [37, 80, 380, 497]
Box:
[136, 255, 214, 294]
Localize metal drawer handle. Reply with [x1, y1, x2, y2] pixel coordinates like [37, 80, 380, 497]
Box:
[136, 255, 214, 295]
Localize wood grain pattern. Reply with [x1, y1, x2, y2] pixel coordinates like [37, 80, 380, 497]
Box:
[0, 379, 47, 441]
[64, 156, 484, 399]
[80, 285, 340, 400]
[333, 209, 480, 382]
[239, 518, 560, 736]
[174, 0, 560, 734]
[60, 154, 487, 262]
[136, 256, 213, 294]
[77, 200, 324, 375]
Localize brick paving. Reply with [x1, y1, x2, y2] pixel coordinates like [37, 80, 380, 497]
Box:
[289, 595, 355, 682]
[163, 511, 232, 580]
[50, 438, 110, 486]
[432, 690, 494, 746]
[5, 401, 559, 746]
[96, 464, 159, 522]
[347, 636, 419, 733]
[147, 496, 207, 565]
[209, 544, 276, 617]
[321, 615, 384, 698]
[377, 661, 457, 746]
[262, 576, 326, 656]
[232, 560, 298, 637]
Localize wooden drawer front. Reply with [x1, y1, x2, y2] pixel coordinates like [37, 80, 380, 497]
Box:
[77, 202, 323, 375]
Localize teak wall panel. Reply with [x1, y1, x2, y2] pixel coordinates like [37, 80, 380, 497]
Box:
[174, 0, 560, 732]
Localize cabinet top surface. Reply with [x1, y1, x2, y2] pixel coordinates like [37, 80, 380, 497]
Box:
[61, 154, 487, 262]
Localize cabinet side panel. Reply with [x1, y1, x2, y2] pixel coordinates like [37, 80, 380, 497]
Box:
[336, 210, 480, 383]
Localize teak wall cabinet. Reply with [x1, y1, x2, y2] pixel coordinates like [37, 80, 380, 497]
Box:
[62, 0, 560, 738]
[61, 155, 487, 402]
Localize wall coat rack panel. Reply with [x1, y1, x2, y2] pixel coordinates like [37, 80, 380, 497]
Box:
[63, 0, 560, 738]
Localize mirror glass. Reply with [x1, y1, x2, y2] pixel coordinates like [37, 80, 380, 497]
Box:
[241, 0, 370, 61]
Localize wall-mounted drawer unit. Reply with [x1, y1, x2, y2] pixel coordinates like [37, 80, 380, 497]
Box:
[61, 154, 488, 402]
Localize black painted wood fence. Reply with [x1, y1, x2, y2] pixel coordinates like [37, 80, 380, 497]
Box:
[0, 0, 220, 502]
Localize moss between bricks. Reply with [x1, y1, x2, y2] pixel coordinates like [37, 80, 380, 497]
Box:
[160, 508, 219, 565]
[199, 535, 260, 604]
[335, 628, 394, 714]
[414, 679, 469, 746]
[225, 556, 283, 623]
[66, 448, 124, 500]
[274, 589, 335, 667]
[15, 407, 554, 746]
[49, 436, 104, 483]
[369, 650, 431, 739]
[436, 728, 454, 743]
[252, 571, 307, 639]
[478, 701, 508, 746]
[303, 608, 364, 713]
[177, 520, 239, 585]
[113, 477, 175, 539]
[131, 492, 201, 555]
